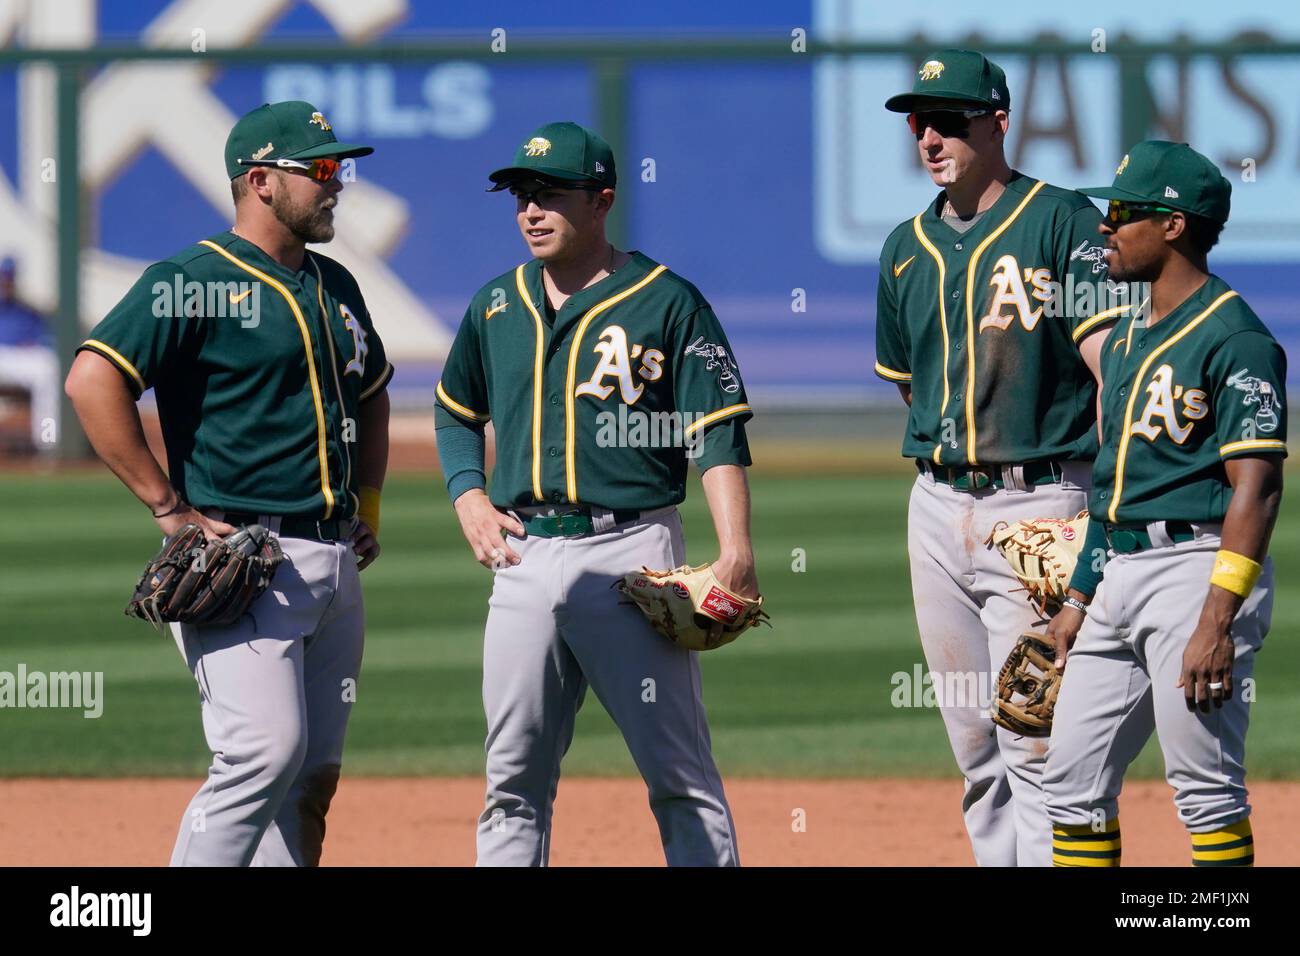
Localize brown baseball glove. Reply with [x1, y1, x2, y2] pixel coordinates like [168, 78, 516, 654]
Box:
[991, 631, 1061, 737]
[614, 563, 769, 651]
[126, 523, 283, 629]
[985, 510, 1089, 615]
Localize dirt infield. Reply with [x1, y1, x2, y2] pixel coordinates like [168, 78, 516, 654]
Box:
[2, 777, 1297, 866]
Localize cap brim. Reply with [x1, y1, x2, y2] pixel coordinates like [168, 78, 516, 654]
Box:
[489, 165, 603, 189]
[1078, 185, 1151, 202]
[289, 142, 375, 161]
[884, 91, 995, 113]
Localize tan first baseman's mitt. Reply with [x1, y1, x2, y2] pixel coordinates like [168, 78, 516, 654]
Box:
[991, 631, 1061, 737]
[985, 510, 1089, 615]
[614, 563, 768, 651]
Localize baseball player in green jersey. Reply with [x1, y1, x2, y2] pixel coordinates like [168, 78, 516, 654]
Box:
[1043, 142, 1286, 867]
[875, 50, 1127, 866]
[435, 121, 756, 866]
[65, 101, 392, 866]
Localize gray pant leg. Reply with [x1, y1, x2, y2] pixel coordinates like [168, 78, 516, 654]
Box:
[561, 512, 739, 867]
[908, 476, 1014, 866]
[253, 542, 365, 867]
[169, 536, 349, 867]
[1129, 546, 1271, 832]
[168, 624, 309, 867]
[976, 480, 1090, 866]
[1045, 574, 1156, 830]
[478, 534, 586, 867]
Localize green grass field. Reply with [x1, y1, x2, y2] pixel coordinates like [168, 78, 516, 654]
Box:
[2, 471, 1298, 779]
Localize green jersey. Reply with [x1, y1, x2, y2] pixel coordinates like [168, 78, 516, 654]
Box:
[875, 172, 1123, 466]
[1091, 274, 1287, 525]
[435, 251, 752, 510]
[79, 231, 392, 519]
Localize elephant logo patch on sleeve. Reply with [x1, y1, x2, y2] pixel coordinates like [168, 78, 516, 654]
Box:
[685, 336, 741, 394]
[1228, 368, 1281, 433]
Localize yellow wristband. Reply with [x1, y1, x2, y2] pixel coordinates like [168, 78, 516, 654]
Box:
[358, 486, 382, 537]
[1210, 549, 1262, 598]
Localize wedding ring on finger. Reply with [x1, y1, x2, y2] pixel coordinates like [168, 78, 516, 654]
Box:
[1209, 682, 1225, 690]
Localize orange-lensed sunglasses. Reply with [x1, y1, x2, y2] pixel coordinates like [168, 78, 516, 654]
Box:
[237, 156, 342, 182]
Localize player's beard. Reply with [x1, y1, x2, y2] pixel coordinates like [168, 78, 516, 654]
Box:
[272, 187, 336, 244]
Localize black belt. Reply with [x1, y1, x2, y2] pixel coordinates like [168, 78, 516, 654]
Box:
[1104, 521, 1197, 554]
[918, 459, 1063, 491]
[518, 506, 642, 538]
[222, 513, 352, 542]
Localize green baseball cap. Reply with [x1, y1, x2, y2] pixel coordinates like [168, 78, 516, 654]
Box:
[487, 121, 617, 191]
[224, 101, 373, 180]
[884, 49, 1011, 113]
[1079, 141, 1232, 224]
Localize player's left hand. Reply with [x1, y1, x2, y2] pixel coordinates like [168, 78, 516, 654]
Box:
[707, 551, 756, 646]
[351, 520, 381, 572]
[710, 551, 759, 599]
[1177, 617, 1235, 713]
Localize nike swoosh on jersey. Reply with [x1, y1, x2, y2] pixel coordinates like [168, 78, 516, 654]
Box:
[893, 255, 917, 278]
[485, 302, 508, 320]
[228, 289, 253, 304]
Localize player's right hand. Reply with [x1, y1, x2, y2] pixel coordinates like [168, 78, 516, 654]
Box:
[155, 505, 237, 542]
[1047, 601, 1086, 671]
[453, 488, 524, 570]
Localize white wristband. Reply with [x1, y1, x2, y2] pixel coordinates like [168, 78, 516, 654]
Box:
[1062, 596, 1089, 615]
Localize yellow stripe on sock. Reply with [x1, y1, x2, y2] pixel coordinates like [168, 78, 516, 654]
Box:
[1053, 836, 1121, 853]
[1192, 845, 1255, 862]
[1053, 852, 1120, 867]
[1191, 819, 1253, 846]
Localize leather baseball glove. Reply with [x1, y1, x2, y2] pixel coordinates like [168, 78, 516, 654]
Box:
[614, 563, 768, 651]
[991, 631, 1061, 737]
[126, 523, 283, 629]
[985, 510, 1089, 615]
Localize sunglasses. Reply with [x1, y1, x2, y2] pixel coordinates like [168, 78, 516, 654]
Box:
[509, 183, 604, 207]
[1106, 200, 1176, 223]
[907, 108, 992, 140]
[237, 156, 342, 182]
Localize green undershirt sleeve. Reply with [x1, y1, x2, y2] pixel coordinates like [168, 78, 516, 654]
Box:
[435, 404, 487, 503]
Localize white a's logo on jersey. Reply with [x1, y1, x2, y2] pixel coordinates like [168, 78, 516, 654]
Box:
[574, 325, 664, 404]
[1227, 367, 1280, 433]
[339, 304, 368, 377]
[1130, 364, 1208, 444]
[978, 255, 1052, 333]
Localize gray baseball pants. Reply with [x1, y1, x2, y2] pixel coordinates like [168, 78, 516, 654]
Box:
[907, 463, 1090, 867]
[1045, 532, 1271, 849]
[476, 506, 739, 867]
[168, 524, 364, 867]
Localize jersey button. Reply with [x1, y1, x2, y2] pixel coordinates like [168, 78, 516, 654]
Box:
[951, 290, 960, 298]
[548, 447, 558, 457]
[549, 395, 559, 405]
[1120, 387, 1127, 396]
[551, 491, 563, 503]
[954, 243, 963, 250]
